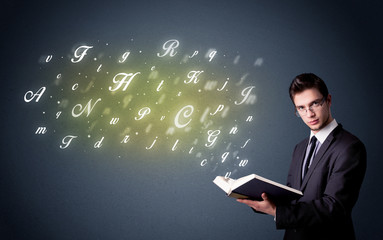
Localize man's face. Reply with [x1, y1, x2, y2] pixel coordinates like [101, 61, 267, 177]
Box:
[293, 88, 333, 134]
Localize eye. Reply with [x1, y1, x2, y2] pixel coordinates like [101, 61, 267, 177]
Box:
[297, 106, 305, 111]
[311, 101, 319, 107]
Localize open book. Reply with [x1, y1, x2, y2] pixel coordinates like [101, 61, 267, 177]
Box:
[213, 174, 303, 205]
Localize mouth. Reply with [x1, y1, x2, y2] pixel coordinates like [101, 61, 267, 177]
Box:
[308, 119, 319, 125]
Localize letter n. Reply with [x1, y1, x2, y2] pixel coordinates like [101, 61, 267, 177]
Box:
[72, 98, 101, 117]
[229, 126, 238, 134]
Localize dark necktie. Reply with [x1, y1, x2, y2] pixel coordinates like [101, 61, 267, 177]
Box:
[303, 136, 317, 179]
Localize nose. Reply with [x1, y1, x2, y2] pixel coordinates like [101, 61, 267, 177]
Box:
[306, 108, 315, 117]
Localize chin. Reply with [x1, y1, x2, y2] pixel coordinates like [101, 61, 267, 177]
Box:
[310, 124, 324, 132]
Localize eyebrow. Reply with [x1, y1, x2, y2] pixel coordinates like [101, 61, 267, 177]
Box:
[295, 98, 322, 108]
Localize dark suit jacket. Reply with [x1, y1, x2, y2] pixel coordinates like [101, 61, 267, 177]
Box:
[276, 125, 366, 240]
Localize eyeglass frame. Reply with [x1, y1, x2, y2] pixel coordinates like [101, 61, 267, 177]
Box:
[295, 97, 327, 117]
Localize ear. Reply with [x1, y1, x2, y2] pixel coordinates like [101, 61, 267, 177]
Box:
[326, 94, 332, 107]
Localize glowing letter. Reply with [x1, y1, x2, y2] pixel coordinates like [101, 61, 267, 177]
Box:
[119, 51, 130, 63]
[210, 104, 224, 116]
[109, 72, 141, 91]
[24, 86, 46, 102]
[157, 39, 179, 57]
[46, 55, 52, 62]
[174, 105, 194, 128]
[241, 139, 251, 149]
[217, 80, 228, 91]
[205, 130, 221, 147]
[221, 152, 229, 163]
[157, 80, 164, 91]
[229, 126, 238, 135]
[135, 107, 151, 120]
[184, 70, 204, 84]
[121, 135, 130, 143]
[201, 159, 208, 166]
[94, 137, 104, 148]
[72, 83, 79, 91]
[239, 159, 248, 167]
[205, 49, 217, 62]
[189, 50, 198, 58]
[110, 117, 119, 125]
[71, 45, 93, 63]
[56, 111, 62, 119]
[189, 147, 194, 154]
[35, 127, 47, 134]
[172, 139, 179, 151]
[72, 98, 101, 117]
[146, 136, 158, 150]
[235, 86, 256, 105]
[224, 172, 232, 178]
[60, 135, 78, 149]
[97, 64, 102, 72]
[208, 50, 217, 62]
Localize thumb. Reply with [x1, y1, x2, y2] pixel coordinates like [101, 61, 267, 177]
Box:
[261, 193, 268, 201]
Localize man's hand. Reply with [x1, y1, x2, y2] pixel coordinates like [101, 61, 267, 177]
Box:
[237, 193, 276, 217]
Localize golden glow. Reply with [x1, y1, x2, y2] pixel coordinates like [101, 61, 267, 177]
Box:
[24, 38, 261, 176]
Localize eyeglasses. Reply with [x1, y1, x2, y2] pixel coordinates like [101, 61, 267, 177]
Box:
[295, 98, 326, 117]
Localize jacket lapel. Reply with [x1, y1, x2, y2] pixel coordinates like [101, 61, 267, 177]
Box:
[300, 125, 341, 191]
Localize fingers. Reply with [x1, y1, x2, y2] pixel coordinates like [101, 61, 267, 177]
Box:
[236, 199, 254, 207]
[236, 194, 276, 216]
[236, 199, 251, 204]
[237, 195, 266, 205]
[237, 199, 257, 209]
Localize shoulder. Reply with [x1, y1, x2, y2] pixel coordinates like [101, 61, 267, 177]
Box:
[330, 125, 367, 166]
[333, 125, 365, 149]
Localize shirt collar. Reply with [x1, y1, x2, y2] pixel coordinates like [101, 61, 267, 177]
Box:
[310, 119, 338, 144]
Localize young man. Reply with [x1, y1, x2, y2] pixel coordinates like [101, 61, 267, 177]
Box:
[237, 73, 366, 240]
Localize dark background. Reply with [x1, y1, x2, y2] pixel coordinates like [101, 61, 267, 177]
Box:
[1, 0, 382, 239]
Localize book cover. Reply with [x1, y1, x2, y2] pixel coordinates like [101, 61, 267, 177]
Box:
[213, 174, 303, 205]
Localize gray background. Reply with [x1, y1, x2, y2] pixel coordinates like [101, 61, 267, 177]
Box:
[1, 0, 382, 239]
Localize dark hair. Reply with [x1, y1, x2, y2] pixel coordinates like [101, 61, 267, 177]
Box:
[289, 73, 329, 101]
